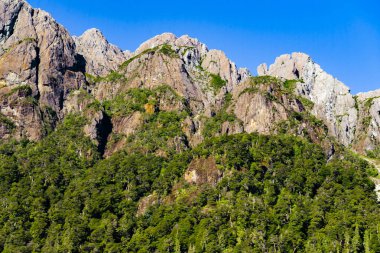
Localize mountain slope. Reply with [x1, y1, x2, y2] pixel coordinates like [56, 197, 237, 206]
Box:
[1, 1, 380, 252]
[0, 121, 379, 252]
[0, 0, 379, 156]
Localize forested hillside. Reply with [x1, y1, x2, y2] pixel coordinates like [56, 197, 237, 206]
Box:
[0, 114, 379, 252]
[1, 1, 380, 252]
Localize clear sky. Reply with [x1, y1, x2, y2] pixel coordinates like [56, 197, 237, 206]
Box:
[28, 0, 380, 94]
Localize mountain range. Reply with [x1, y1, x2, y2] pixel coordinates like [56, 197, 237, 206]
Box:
[1, 0, 380, 252]
[2, 0, 380, 155]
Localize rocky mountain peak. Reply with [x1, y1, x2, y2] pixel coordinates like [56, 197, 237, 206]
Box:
[357, 89, 380, 101]
[257, 52, 311, 80]
[121, 32, 249, 95]
[258, 52, 359, 147]
[0, 0, 86, 139]
[74, 28, 128, 76]
[135, 33, 208, 56]
[1, 0, 379, 157]
[135, 33, 178, 54]
[79, 28, 104, 39]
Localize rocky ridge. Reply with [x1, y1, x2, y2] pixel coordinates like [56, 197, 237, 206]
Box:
[0, 0, 379, 159]
[258, 53, 380, 154]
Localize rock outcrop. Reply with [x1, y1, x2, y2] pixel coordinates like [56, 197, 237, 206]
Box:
[89, 32, 254, 154]
[0, 0, 86, 110]
[0, 0, 86, 140]
[74, 28, 129, 76]
[184, 157, 222, 186]
[134, 33, 249, 91]
[258, 53, 357, 147]
[353, 90, 380, 153]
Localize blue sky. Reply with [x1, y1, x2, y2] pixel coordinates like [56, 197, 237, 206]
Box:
[28, 0, 380, 94]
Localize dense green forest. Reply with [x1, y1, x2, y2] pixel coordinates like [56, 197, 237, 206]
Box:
[0, 113, 380, 253]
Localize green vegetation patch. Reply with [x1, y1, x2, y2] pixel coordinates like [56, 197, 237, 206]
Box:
[120, 46, 159, 69]
[283, 79, 298, 94]
[103, 88, 153, 117]
[240, 76, 300, 98]
[250, 75, 282, 86]
[277, 110, 328, 140]
[159, 44, 178, 58]
[364, 96, 380, 108]
[367, 147, 380, 159]
[86, 71, 126, 84]
[209, 73, 227, 91]
[297, 96, 315, 110]
[180, 46, 195, 56]
[2, 37, 36, 53]
[119, 44, 178, 71]
[0, 113, 15, 130]
[103, 85, 184, 117]
[363, 116, 372, 128]
[126, 110, 189, 155]
[9, 85, 33, 97]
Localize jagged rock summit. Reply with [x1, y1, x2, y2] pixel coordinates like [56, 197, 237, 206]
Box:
[0, 0, 86, 139]
[258, 53, 380, 153]
[258, 53, 357, 146]
[0, 0, 380, 158]
[129, 32, 249, 88]
[74, 28, 131, 76]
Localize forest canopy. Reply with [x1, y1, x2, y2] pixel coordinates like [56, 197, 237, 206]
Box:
[0, 115, 379, 252]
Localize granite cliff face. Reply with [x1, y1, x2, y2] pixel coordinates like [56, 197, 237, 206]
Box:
[354, 90, 380, 153]
[258, 53, 357, 146]
[88, 32, 251, 152]
[0, 0, 85, 140]
[257, 53, 380, 154]
[74, 28, 130, 76]
[0, 0, 379, 158]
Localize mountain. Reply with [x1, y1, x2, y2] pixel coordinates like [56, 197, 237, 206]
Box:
[1, 0, 379, 156]
[73, 28, 131, 76]
[258, 53, 380, 154]
[0, 0, 86, 140]
[1, 0, 380, 252]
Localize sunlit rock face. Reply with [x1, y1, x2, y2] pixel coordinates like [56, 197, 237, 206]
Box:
[74, 28, 129, 76]
[258, 53, 358, 147]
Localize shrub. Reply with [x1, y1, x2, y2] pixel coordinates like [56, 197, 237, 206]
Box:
[0, 113, 15, 130]
[367, 167, 379, 177]
[209, 73, 227, 91]
[159, 44, 178, 58]
[283, 79, 298, 94]
[250, 76, 281, 86]
[298, 96, 315, 109]
[10, 85, 32, 97]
